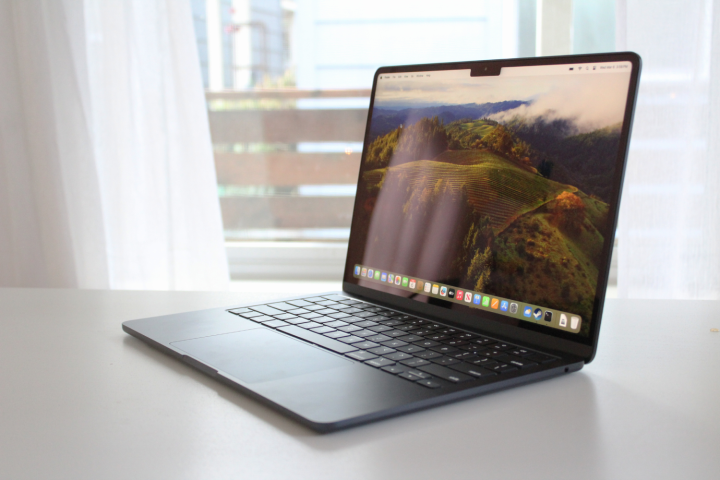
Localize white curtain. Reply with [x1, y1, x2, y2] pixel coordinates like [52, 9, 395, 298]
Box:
[0, 0, 229, 290]
[616, 0, 720, 299]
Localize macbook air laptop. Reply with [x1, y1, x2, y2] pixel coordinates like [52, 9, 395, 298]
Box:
[123, 52, 641, 432]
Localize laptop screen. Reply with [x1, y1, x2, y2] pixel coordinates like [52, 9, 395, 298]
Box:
[345, 59, 634, 340]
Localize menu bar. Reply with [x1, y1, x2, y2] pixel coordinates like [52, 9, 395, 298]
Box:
[377, 61, 632, 82]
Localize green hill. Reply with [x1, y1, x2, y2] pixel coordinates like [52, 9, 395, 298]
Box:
[363, 150, 574, 233]
[445, 119, 497, 149]
[486, 192, 608, 335]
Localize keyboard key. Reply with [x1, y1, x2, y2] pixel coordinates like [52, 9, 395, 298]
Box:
[347, 351, 377, 362]
[263, 320, 290, 328]
[418, 364, 472, 383]
[299, 312, 322, 319]
[491, 363, 519, 373]
[396, 324, 419, 332]
[470, 359, 499, 369]
[494, 343, 515, 351]
[303, 305, 326, 311]
[398, 372, 423, 381]
[325, 320, 349, 328]
[297, 322, 322, 329]
[396, 344, 425, 354]
[474, 337, 497, 346]
[406, 369, 432, 379]
[427, 334, 449, 341]
[338, 325, 361, 333]
[341, 299, 364, 305]
[430, 345, 458, 354]
[228, 308, 251, 315]
[381, 365, 407, 374]
[317, 301, 341, 307]
[355, 320, 378, 328]
[239, 311, 263, 319]
[339, 308, 363, 314]
[286, 299, 313, 308]
[378, 319, 404, 326]
[368, 325, 392, 333]
[363, 307, 385, 313]
[437, 328, 458, 334]
[384, 352, 413, 361]
[350, 330, 376, 338]
[328, 312, 350, 319]
[448, 362, 497, 379]
[455, 333, 478, 339]
[338, 335, 364, 344]
[444, 339, 468, 346]
[367, 315, 390, 322]
[407, 319, 430, 325]
[250, 305, 285, 316]
[383, 330, 407, 337]
[268, 302, 296, 311]
[252, 316, 275, 323]
[310, 326, 336, 334]
[510, 349, 532, 357]
[333, 304, 354, 310]
[274, 313, 299, 321]
[313, 316, 337, 324]
[368, 346, 396, 355]
[415, 351, 442, 360]
[353, 341, 379, 350]
[325, 331, 349, 339]
[398, 334, 424, 343]
[495, 354, 538, 369]
[452, 351, 478, 361]
[411, 329, 434, 336]
[277, 325, 358, 354]
[317, 309, 338, 315]
[414, 339, 440, 348]
[416, 379, 441, 389]
[429, 356, 460, 366]
[287, 308, 310, 315]
[477, 348, 505, 358]
[366, 334, 392, 343]
[459, 344, 487, 353]
[380, 339, 408, 348]
[366, 358, 395, 368]
[342, 316, 365, 323]
[400, 358, 430, 367]
[283, 317, 309, 325]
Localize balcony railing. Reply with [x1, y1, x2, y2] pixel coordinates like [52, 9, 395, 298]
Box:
[207, 88, 370, 279]
[207, 88, 370, 244]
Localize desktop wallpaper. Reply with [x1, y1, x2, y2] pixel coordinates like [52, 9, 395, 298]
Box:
[348, 68, 632, 336]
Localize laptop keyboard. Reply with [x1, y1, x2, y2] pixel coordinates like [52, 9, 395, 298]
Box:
[228, 294, 558, 389]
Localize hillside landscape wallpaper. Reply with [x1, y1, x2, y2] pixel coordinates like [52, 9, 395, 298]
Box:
[350, 70, 632, 335]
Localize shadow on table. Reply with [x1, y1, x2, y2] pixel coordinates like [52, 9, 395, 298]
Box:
[124, 334, 604, 467]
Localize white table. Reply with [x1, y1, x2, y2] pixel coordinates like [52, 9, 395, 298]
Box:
[1, 288, 718, 479]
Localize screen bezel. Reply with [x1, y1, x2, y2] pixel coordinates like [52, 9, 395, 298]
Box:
[342, 52, 641, 363]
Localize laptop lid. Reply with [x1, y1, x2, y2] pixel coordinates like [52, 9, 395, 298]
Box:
[343, 52, 641, 363]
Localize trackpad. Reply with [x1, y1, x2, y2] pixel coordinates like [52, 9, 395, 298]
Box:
[171, 328, 352, 384]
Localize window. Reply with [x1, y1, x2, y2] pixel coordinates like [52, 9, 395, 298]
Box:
[191, 0, 616, 282]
